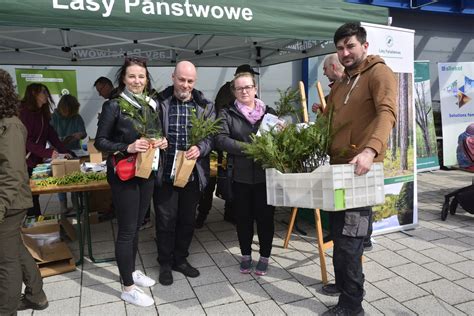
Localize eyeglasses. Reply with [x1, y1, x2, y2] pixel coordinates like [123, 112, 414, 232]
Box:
[235, 85, 255, 93]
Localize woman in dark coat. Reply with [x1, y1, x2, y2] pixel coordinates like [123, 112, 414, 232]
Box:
[95, 57, 167, 307]
[216, 72, 276, 276]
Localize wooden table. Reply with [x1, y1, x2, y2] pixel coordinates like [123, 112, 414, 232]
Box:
[31, 180, 114, 266]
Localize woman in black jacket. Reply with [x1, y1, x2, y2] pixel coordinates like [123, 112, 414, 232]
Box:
[216, 72, 276, 276]
[95, 57, 167, 307]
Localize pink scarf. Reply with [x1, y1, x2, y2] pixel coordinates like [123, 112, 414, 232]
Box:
[236, 98, 266, 124]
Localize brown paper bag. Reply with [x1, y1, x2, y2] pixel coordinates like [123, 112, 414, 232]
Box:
[136, 145, 156, 179]
[173, 150, 196, 187]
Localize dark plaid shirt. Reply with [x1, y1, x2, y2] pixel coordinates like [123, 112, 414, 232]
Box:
[163, 97, 196, 182]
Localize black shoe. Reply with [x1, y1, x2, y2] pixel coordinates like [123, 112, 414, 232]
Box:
[363, 242, 373, 252]
[172, 261, 200, 278]
[159, 266, 173, 286]
[223, 215, 236, 225]
[195, 215, 206, 229]
[321, 283, 341, 296]
[321, 284, 366, 297]
[17, 295, 49, 311]
[322, 305, 364, 316]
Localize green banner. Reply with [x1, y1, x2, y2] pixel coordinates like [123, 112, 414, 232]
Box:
[0, 0, 388, 40]
[414, 61, 439, 172]
[384, 175, 415, 185]
[15, 69, 78, 105]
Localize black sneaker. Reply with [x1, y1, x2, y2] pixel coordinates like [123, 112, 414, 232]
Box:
[17, 294, 49, 311]
[223, 214, 236, 225]
[321, 283, 341, 296]
[195, 215, 206, 229]
[363, 242, 373, 252]
[172, 261, 200, 278]
[159, 265, 173, 286]
[322, 305, 364, 316]
[321, 284, 366, 297]
[239, 257, 252, 274]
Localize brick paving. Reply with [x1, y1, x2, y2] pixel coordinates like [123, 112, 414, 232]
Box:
[19, 169, 474, 315]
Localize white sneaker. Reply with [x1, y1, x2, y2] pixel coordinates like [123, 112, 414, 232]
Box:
[121, 286, 154, 307]
[132, 270, 156, 287]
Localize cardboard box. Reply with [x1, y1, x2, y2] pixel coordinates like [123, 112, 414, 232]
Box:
[21, 223, 76, 277]
[87, 139, 103, 163]
[51, 159, 81, 177]
[23, 218, 76, 242]
[89, 152, 103, 164]
[88, 212, 100, 225]
[87, 139, 99, 153]
[89, 189, 113, 213]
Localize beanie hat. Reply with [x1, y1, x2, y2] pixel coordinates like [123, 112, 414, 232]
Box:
[235, 64, 259, 75]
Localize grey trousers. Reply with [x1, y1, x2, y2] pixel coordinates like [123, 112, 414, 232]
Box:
[0, 209, 46, 315]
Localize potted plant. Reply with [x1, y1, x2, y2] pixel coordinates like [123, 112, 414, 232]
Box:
[173, 108, 221, 187]
[118, 93, 162, 179]
[242, 94, 384, 211]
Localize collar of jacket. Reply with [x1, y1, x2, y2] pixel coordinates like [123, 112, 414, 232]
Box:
[157, 85, 210, 108]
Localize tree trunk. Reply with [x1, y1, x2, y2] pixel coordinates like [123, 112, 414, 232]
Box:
[415, 81, 432, 156]
[399, 73, 409, 170]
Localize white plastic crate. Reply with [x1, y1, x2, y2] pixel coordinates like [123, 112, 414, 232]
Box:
[265, 163, 385, 211]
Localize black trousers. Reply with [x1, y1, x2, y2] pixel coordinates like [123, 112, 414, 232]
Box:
[328, 207, 371, 311]
[27, 167, 41, 217]
[233, 181, 275, 257]
[197, 176, 234, 220]
[0, 209, 46, 315]
[154, 179, 201, 266]
[108, 172, 155, 286]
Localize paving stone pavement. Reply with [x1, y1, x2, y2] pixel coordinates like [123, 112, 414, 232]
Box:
[18, 169, 474, 315]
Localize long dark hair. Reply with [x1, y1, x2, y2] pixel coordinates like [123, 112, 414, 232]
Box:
[21, 83, 54, 120]
[0, 69, 19, 119]
[115, 57, 152, 95]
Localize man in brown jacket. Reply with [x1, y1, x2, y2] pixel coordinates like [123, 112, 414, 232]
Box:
[321, 23, 397, 316]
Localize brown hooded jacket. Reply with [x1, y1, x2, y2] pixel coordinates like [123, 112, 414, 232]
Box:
[327, 55, 398, 164]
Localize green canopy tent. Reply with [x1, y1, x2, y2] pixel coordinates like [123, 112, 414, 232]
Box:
[0, 0, 388, 66]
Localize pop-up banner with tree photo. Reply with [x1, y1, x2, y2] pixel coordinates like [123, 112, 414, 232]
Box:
[304, 23, 416, 234]
[361, 22, 417, 234]
[415, 61, 439, 172]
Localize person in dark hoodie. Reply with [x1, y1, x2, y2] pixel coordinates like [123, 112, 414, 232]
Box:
[320, 23, 397, 316]
[153, 60, 215, 286]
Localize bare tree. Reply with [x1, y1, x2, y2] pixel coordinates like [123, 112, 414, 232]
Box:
[414, 80, 433, 156]
[399, 73, 409, 170]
